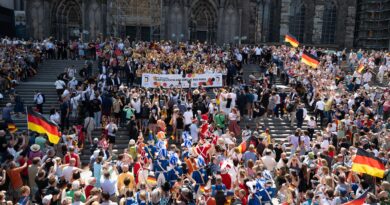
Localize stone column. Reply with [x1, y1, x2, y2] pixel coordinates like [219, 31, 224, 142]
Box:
[183, 4, 189, 41]
[312, 4, 324, 44]
[160, 1, 169, 40]
[216, 6, 225, 45]
[257, 1, 264, 43]
[279, 0, 291, 42]
[344, 6, 356, 48]
[262, 0, 271, 42]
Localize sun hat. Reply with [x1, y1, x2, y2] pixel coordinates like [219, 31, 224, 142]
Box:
[30, 144, 40, 152]
[129, 139, 135, 145]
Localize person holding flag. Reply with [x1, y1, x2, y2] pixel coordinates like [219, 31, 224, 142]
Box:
[192, 155, 208, 193]
[167, 153, 183, 187]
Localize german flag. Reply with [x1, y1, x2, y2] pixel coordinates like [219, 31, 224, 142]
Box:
[147, 175, 157, 184]
[7, 123, 17, 133]
[357, 64, 365, 73]
[341, 188, 369, 205]
[285, 34, 299, 48]
[351, 148, 385, 178]
[301, 51, 320, 68]
[27, 107, 61, 144]
[199, 185, 205, 192]
[237, 140, 248, 153]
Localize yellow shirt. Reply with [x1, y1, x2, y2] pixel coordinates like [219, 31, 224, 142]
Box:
[261, 133, 271, 145]
[117, 172, 135, 192]
[324, 97, 333, 112]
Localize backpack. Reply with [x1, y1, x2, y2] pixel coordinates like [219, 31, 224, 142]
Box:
[40, 94, 46, 103]
[286, 103, 294, 112]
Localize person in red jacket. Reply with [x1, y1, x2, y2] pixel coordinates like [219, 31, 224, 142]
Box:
[220, 165, 232, 190]
[64, 146, 80, 168]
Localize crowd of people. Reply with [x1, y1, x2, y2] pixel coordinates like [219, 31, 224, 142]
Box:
[0, 36, 390, 205]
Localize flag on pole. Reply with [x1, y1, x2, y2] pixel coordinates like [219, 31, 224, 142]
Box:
[341, 188, 369, 205]
[301, 51, 320, 68]
[7, 123, 18, 133]
[357, 64, 365, 73]
[147, 175, 157, 184]
[351, 148, 385, 178]
[27, 107, 61, 144]
[237, 140, 248, 153]
[199, 185, 205, 193]
[284, 34, 299, 48]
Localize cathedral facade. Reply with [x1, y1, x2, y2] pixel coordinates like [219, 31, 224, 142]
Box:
[26, 0, 358, 48]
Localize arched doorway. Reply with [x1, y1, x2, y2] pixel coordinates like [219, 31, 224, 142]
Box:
[52, 0, 82, 40]
[189, 0, 217, 43]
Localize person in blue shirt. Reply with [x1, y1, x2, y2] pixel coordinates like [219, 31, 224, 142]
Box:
[154, 147, 169, 185]
[167, 153, 183, 186]
[248, 180, 276, 205]
[144, 134, 156, 160]
[192, 155, 208, 192]
[243, 144, 258, 167]
[211, 175, 226, 197]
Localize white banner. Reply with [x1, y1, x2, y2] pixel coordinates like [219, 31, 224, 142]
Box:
[142, 73, 223, 88]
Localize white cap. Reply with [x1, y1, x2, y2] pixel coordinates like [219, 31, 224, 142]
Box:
[42, 194, 53, 204]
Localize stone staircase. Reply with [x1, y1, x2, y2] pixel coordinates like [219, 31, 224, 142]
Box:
[2, 61, 323, 163]
[79, 65, 320, 162]
[1, 60, 88, 130]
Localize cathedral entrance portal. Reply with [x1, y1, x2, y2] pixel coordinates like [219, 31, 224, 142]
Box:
[189, 0, 217, 43]
[52, 0, 82, 40]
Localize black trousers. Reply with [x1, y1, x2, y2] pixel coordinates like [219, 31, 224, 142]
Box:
[36, 104, 43, 114]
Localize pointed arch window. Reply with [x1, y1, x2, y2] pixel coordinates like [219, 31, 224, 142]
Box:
[289, 2, 305, 42]
[321, 2, 337, 44]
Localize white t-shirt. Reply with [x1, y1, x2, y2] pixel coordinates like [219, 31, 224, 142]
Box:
[315, 101, 325, 111]
[55, 80, 66, 89]
[308, 120, 316, 128]
[261, 155, 277, 171]
[255, 47, 262, 55]
[183, 111, 193, 125]
[62, 165, 77, 182]
[363, 72, 372, 83]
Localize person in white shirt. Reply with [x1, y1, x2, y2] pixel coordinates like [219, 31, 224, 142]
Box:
[183, 107, 193, 131]
[100, 171, 118, 201]
[307, 117, 316, 140]
[105, 120, 118, 154]
[378, 63, 387, 84]
[352, 71, 361, 90]
[54, 77, 66, 97]
[287, 131, 301, 156]
[255, 46, 262, 63]
[315, 99, 325, 127]
[68, 77, 78, 90]
[50, 109, 61, 125]
[261, 149, 277, 171]
[34, 90, 44, 113]
[362, 71, 372, 84]
[61, 87, 71, 102]
[61, 158, 82, 182]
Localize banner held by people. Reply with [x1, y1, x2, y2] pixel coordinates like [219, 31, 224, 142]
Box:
[142, 73, 223, 88]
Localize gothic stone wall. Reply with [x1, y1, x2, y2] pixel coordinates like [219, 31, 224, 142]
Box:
[25, 0, 356, 48]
